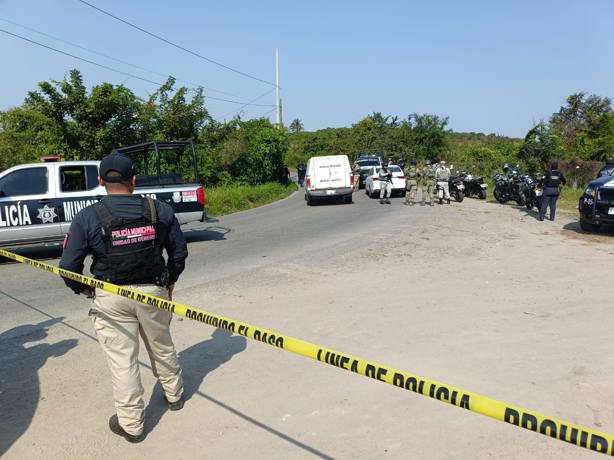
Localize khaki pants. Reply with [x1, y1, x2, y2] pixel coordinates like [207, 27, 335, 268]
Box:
[405, 180, 419, 204]
[423, 182, 434, 204]
[91, 284, 183, 436]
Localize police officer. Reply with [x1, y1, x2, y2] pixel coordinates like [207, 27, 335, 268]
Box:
[352, 161, 361, 192]
[59, 152, 188, 443]
[404, 160, 420, 205]
[435, 160, 451, 204]
[379, 163, 393, 204]
[421, 160, 436, 206]
[539, 161, 566, 221]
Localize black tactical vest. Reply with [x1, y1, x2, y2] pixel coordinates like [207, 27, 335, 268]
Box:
[546, 170, 563, 187]
[93, 197, 166, 285]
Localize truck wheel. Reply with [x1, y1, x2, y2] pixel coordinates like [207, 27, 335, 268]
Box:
[580, 219, 601, 232]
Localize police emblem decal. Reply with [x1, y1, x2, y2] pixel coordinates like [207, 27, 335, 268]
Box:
[37, 204, 58, 223]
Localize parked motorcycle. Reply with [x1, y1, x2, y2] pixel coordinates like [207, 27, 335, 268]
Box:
[435, 177, 464, 204]
[449, 175, 465, 202]
[521, 173, 543, 212]
[493, 169, 525, 205]
[458, 171, 487, 199]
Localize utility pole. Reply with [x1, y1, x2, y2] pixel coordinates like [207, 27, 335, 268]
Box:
[276, 48, 283, 128]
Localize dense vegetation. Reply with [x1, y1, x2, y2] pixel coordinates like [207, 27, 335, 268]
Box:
[287, 92, 614, 182]
[1, 69, 612, 189]
[0, 69, 287, 187]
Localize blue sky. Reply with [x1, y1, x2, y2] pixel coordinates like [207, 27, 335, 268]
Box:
[0, 0, 612, 137]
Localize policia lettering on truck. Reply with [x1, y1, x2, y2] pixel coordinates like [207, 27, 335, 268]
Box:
[3, 247, 614, 456]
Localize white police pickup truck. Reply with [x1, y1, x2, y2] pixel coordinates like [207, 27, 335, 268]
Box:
[0, 141, 206, 247]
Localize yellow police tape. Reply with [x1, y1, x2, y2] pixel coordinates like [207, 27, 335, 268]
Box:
[2, 247, 613, 456]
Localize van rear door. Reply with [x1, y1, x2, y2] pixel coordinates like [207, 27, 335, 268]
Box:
[313, 156, 333, 189]
[328, 156, 347, 188]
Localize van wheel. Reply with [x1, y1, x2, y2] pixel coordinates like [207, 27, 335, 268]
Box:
[306, 195, 312, 206]
[344, 195, 352, 204]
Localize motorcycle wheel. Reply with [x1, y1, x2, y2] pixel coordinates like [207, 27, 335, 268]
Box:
[494, 188, 506, 203]
[516, 195, 526, 206]
[455, 191, 464, 202]
[478, 189, 487, 200]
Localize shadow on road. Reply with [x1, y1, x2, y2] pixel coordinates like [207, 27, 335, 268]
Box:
[183, 225, 231, 243]
[0, 317, 78, 456]
[562, 220, 614, 238]
[144, 329, 246, 433]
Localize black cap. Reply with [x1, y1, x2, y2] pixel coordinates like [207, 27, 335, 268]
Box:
[99, 152, 135, 182]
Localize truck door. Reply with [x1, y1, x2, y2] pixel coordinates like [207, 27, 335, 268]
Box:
[0, 165, 63, 245]
[57, 164, 105, 233]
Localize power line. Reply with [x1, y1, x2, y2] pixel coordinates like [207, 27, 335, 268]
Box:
[77, 0, 276, 87]
[0, 17, 251, 101]
[221, 88, 276, 119]
[0, 28, 275, 107]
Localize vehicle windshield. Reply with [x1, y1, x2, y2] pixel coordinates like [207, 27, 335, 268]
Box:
[358, 159, 380, 167]
[375, 166, 402, 173]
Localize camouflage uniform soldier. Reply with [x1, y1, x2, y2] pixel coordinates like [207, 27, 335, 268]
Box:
[421, 161, 436, 206]
[404, 160, 420, 205]
[352, 162, 361, 191]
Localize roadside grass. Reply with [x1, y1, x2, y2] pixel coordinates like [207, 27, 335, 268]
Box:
[558, 186, 583, 212]
[206, 181, 297, 217]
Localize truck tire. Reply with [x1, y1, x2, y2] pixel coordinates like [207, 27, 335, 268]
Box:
[580, 219, 601, 232]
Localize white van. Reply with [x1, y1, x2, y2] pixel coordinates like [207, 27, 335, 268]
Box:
[304, 154, 354, 205]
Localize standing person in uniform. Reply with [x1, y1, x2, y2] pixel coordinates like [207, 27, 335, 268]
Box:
[404, 160, 420, 205]
[297, 163, 306, 187]
[379, 163, 393, 204]
[59, 152, 188, 443]
[435, 160, 451, 204]
[421, 161, 435, 206]
[539, 161, 566, 221]
[352, 161, 361, 192]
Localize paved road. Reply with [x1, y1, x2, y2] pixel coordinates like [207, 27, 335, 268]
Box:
[0, 187, 412, 331]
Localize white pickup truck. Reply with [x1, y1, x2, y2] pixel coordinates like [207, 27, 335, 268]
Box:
[0, 141, 206, 247]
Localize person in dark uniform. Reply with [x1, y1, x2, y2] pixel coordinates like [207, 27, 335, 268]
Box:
[59, 152, 188, 443]
[539, 161, 566, 221]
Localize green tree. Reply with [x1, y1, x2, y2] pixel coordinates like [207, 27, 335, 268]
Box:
[138, 77, 210, 142]
[408, 113, 450, 161]
[517, 122, 561, 172]
[289, 118, 304, 133]
[23, 69, 141, 160]
[549, 93, 613, 160]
